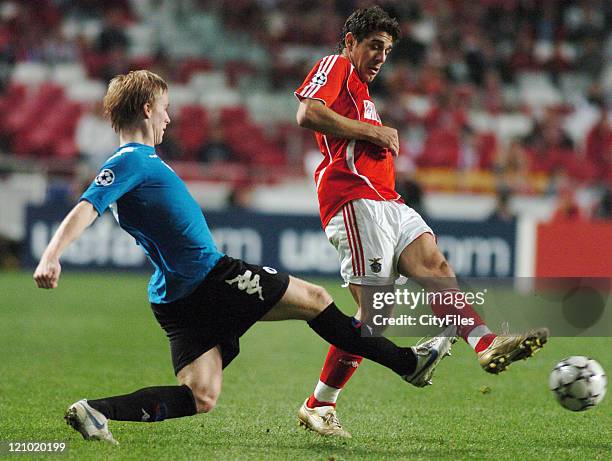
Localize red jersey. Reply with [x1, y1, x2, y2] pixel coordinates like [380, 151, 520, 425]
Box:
[295, 54, 401, 228]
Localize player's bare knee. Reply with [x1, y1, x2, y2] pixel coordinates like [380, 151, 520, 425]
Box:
[435, 259, 455, 278]
[181, 379, 220, 414]
[191, 386, 218, 413]
[196, 395, 217, 413]
[422, 253, 453, 277]
[309, 284, 333, 310]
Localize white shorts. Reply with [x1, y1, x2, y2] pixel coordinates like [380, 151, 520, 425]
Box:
[325, 199, 433, 286]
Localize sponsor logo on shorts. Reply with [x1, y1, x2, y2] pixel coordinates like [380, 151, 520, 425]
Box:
[225, 270, 264, 300]
[369, 257, 382, 273]
[94, 169, 115, 186]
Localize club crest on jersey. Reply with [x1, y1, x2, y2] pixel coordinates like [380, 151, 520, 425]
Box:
[363, 100, 381, 122]
[311, 70, 328, 86]
[95, 169, 115, 186]
[369, 257, 382, 273]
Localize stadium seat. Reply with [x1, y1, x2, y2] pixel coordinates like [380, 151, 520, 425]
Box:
[126, 24, 155, 58]
[166, 84, 199, 114]
[127, 56, 157, 72]
[50, 63, 88, 89]
[225, 61, 256, 87]
[82, 52, 109, 79]
[53, 136, 79, 159]
[10, 62, 50, 86]
[219, 106, 249, 126]
[5, 83, 64, 138]
[177, 58, 213, 83]
[190, 71, 228, 93]
[175, 105, 209, 159]
[0, 84, 27, 134]
[14, 100, 82, 157]
[245, 92, 296, 124]
[66, 80, 107, 104]
[199, 88, 241, 109]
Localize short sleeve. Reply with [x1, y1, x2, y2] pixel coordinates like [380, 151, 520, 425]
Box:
[294, 55, 350, 107]
[80, 153, 145, 215]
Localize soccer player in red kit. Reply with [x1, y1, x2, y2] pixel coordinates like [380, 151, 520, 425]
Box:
[294, 6, 549, 437]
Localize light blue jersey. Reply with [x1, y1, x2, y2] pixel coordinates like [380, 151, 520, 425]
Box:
[80, 143, 223, 303]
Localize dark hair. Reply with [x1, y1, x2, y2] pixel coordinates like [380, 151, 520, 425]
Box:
[337, 6, 400, 53]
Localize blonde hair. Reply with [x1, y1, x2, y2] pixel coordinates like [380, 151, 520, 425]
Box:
[103, 70, 168, 132]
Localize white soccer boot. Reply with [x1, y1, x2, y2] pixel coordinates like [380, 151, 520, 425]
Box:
[404, 327, 456, 387]
[297, 399, 351, 438]
[64, 399, 118, 445]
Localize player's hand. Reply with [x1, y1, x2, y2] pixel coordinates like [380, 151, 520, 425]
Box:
[370, 125, 399, 157]
[33, 257, 61, 289]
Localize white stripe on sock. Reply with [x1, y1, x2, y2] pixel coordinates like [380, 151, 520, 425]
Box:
[313, 380, 341, 404]
[467, 325, 493, 350]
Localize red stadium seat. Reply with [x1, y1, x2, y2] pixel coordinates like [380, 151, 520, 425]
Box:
[219, 106, 249, 127]
[54, 136, 79, 159]
[0, 84, 27, 133]
[176, 58, 213, 83]
[225, 61, 256, 87]
[175, 105, 209, 159]
[14, 100, 82, 157]
[224, 121, 287, 167]
[5, 83, 64, 138]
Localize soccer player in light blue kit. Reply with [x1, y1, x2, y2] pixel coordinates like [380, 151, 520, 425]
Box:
[33, 70, 453, 444]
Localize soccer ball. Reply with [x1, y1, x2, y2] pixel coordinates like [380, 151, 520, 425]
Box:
[549, 356, 607, 411]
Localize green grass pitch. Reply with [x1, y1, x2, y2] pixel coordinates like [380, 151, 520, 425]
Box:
[1, 272, 610, 460]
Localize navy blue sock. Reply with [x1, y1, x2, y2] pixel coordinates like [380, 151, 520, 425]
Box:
[88, 385, 196, 422]
[308, 303, 416, 376]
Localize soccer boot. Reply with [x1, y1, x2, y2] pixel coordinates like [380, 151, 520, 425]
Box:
[64, 399, 118, 445]
[297, 399, 351, 438]
[478, 327, 549, 374]
[404, 326, 457, 387]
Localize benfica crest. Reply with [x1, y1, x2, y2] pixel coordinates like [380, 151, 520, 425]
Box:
[369, 257, 382, 273]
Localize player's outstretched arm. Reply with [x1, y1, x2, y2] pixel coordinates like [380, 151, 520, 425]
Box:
[296, 98, 399, 156]
[33, 200, 99, 289]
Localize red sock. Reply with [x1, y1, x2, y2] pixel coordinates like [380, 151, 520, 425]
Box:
[429, 288, 496, 353]
[307, 345, 363, 408]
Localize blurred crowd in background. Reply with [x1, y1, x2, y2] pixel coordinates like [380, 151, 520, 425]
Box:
[0, 0, 610, 221]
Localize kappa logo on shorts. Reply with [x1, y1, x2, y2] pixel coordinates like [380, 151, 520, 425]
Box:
[369, 257, 382, 273]
[225, 270, 264, 300]
[94, 169, 115, 186]
[311, 70, 328, 86]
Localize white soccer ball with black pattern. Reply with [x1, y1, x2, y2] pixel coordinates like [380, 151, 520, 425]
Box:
[549, 356, 607, 411]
